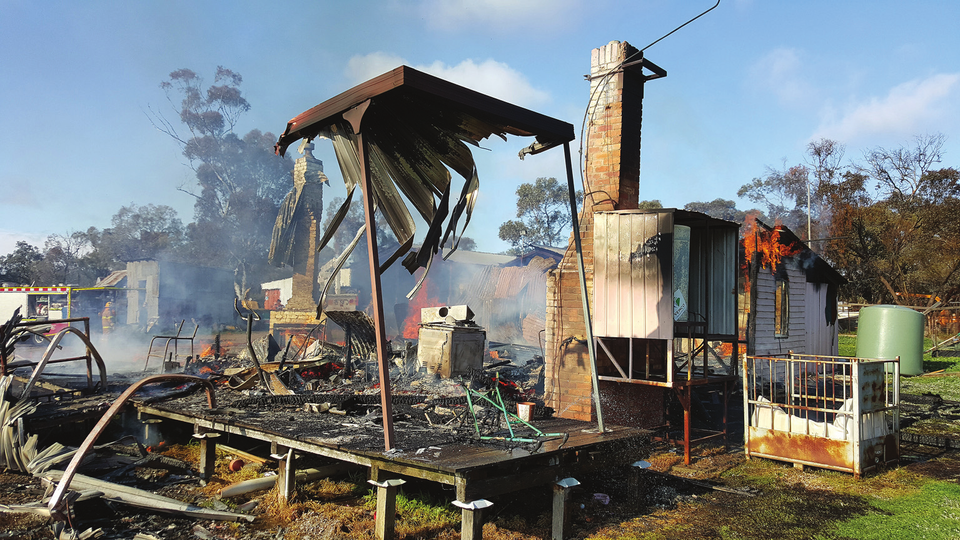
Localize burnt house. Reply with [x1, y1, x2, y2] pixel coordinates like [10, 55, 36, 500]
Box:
[742, 219, 845, 357]
[545, 41, 740, 463]
[125, 260, 235, 331]
[398, 248, 560, 346]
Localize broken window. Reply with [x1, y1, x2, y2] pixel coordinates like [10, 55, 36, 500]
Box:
[775, 277, 789, 338]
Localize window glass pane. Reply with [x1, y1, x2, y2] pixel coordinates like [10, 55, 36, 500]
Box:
[775, 279, 789, 337]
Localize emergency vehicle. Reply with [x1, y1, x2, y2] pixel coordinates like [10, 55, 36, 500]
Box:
[0, 286, 74, 342]
[0, 286, 119, 343]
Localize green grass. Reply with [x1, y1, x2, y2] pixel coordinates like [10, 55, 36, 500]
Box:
[362, 489, 460, 532]
[839, 333, 960, 400]
[825, 481, 960, 540]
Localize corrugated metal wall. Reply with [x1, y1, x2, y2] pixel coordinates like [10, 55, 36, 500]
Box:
[688, 226, 738, 337]
[594, 211, 673, 339]
[595, 211, 739, 341]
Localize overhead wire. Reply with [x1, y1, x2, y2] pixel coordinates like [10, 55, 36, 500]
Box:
[550, 0, 722, 393]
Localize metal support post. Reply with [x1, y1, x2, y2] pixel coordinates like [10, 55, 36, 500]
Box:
[344, 100, 396, 450]
[563, 142, 604, 432]
[552, 478, 580, 540]
[369, 478, 406, 540]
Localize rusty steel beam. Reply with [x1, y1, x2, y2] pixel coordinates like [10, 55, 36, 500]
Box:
[344, 99, 396, 451]
[47, 374, 217, 520]
[18, 326, 107, 400]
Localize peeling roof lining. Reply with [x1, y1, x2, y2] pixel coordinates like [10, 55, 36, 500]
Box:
[275, 66, 575, 157]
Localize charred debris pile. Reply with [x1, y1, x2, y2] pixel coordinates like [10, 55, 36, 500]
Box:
[0, 306, 553, 536]
[153, 306, 550, 444]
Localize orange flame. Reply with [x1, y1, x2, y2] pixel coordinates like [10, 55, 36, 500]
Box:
[402, 271, 439, 339]
[743, 216, 802, 275]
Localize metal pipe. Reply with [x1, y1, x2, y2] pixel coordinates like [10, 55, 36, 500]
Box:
[19, 326, 107, 399]
[245, 313, 270, 390]
[47, 374, 216, 520]
[563, 142, 604, 432]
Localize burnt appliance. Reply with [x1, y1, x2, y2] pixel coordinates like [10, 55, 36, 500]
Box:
[417, 305, 485, 378]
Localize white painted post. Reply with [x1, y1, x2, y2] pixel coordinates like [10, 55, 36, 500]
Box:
[369, 478, 406, 539]
[453, 499, 493, 540]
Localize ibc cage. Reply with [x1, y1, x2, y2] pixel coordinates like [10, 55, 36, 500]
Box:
[743, 353, 900, 478]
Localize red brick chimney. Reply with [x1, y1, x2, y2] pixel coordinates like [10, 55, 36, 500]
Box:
[544, 40, 656, 421]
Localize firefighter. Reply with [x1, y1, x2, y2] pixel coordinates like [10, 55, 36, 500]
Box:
[101, 302, 115, 335]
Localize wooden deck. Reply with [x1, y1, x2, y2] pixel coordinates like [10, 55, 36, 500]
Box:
[134, 393, 650, 501]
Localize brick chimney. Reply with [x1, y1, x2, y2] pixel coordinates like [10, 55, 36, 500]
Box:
[544, 40, 657, 421]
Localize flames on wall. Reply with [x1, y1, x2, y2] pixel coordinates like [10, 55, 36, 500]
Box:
[742, 214, 803, 295]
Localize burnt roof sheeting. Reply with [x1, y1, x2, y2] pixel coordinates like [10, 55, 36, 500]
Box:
[323, 310, 377, 360]
[275, 67, 575, 287]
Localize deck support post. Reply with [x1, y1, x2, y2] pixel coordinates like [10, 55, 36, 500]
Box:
[369, 478, 405, 539]
[192, 429, 219, 480]
[454, 499, 493, 540]
[271, 446, 296, 502]
[629, 460, 651, 503]
[552, 478, 580, 540]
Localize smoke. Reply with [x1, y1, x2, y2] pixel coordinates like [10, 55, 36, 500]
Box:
[375, 251, 556, 346]
[12, 326, 152, 381]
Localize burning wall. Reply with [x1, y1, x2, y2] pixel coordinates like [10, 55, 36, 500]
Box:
[741, 217, 845, 356]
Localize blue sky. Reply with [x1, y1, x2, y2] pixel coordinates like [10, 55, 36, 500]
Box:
[2, 0, 959, 256]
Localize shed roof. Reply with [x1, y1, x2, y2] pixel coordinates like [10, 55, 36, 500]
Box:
[276, 66, 575, 157]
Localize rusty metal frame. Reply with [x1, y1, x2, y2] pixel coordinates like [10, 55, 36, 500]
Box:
[47, 374, 217, 520]
[743, 353, 900, 478]
[17, 325, 107, 400]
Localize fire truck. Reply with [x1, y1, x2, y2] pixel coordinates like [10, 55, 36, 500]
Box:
[0, 286, 75, 342]
[0, 286, 119, 343]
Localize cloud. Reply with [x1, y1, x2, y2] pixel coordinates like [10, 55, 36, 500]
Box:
[0, 186, 40, 208]
[415, 0, 579, 32]
[344, 52, 407, 84]
[749, 48, 816, 106]
[812, 73, 960, 142]
[345, 54, 551, 108]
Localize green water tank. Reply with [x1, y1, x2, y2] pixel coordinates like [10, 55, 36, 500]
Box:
[856, 304, 924, 375]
